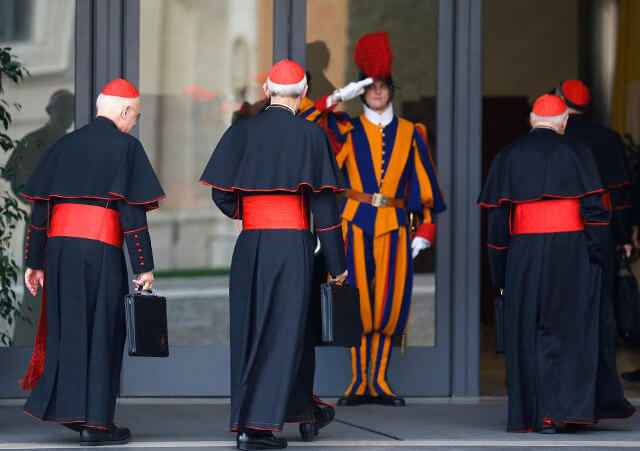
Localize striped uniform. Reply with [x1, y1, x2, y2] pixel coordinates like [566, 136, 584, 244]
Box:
[300, 98, 446, 397]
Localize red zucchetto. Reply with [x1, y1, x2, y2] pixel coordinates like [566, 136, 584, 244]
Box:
[532, 94, 567, 117]
[267, 60, 306, 86]
[266, 60, 307, 96]
[560, 79, 591, 107]
[100, 78, 139, 98]
[354, 31, 393, 80]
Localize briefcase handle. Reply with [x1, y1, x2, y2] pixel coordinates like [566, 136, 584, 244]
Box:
[135, 287, 157, 296]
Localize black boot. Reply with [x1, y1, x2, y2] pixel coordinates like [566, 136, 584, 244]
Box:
[80, 425, 131, 446]
[336, 394, 370, 406]
[236, 429, 287, 450]
[371, 394, 405, 406]
[299, 404, 336, 441]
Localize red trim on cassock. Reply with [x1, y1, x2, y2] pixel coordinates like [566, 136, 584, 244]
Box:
[414, 222, 436, 243]
[123, 226, 148, 234]
[48, 204, 124, 248]
[614, 205, 632, 210]
[242, 194, 309, 230]
[21, 193, 164, 211]
[607, 181, 631, 189]
[316, 223, 341, 232]
[478, 189, 606, 208]
[511, 199, 584, 234]
[487, 243, 508, 250]
[199, 179, 346, 194]
[108, 191, 165, 210]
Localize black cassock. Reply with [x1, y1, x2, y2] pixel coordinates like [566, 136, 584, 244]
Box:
[200, 104, 346, 432]
[564, 114, 635, 421]
[21, 116, 164, 429]
[479, 127, 635, 432]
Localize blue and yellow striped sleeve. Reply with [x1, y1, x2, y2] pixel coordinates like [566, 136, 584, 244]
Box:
[406, 123, 446, 242]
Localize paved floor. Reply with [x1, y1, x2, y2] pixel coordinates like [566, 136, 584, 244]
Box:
[0, 398, 638, 450]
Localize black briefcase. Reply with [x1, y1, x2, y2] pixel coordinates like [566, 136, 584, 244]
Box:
[494, 292, 506, 354]
[614, 260, 640, 341]
[320, 282, 363, 347]
[124, 290, 170, 357]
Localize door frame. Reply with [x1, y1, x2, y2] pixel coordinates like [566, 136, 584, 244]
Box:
[0, 0, 482, 398]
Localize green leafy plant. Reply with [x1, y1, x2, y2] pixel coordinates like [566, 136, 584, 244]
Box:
[0, 45, 29, 345]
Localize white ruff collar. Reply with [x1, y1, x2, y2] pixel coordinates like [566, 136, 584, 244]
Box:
[364, 103, 394, 127]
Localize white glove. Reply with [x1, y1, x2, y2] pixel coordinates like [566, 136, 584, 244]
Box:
[328, 78, 374, 107]
[411, 237, 431, 259]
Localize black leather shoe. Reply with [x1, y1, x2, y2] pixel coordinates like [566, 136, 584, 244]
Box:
[336, 394, 370, 406]
[62, 422, 84, 432]
[371, 394, 405, 406]
[538, 426, 559, 434]
[236, 430, 287, 450]
[299, 405, 336, 441]
[80, 426, 131, 446]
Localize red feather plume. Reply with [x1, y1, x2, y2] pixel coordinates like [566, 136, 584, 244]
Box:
[353, 31, 393, 80]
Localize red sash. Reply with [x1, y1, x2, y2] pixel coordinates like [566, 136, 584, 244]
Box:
[242, 194, 309, 230]
[49, 204, 123, 247]
[511, 199, 584, 234]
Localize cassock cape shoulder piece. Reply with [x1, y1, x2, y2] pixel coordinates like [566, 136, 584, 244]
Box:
[200, 106, 346, 193]
[21, 117, 165, 210]
[478, 128, 604, 208]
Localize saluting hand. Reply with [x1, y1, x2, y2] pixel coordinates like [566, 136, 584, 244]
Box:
[133, 271, 154, 291]
[25, 268, 45, 296]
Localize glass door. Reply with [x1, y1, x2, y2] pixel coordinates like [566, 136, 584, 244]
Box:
[306, 0, 450, 396]
[120, 0, 274, 396]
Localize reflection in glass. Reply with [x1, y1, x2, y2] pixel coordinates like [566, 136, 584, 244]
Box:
[0, 0, 75, 346]
[306, 0, 438, 346]
[139, 0, 273, 345]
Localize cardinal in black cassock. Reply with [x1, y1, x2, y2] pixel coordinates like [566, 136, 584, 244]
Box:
[20, 79, 165, 446]
[557, 79, 635, 420]
[200, 60, 347, 450]
[478, 94, 636, 433]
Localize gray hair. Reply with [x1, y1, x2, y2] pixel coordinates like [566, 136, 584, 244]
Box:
[530, 110, 568, 127]
[96, 93, 138, 115]
[267, 74, 307, 98]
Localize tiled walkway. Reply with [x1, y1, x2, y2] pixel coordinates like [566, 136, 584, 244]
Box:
[1, 398, 638, 450]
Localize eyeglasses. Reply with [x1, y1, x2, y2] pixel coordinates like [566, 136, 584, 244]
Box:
[127, 106, 141, 120]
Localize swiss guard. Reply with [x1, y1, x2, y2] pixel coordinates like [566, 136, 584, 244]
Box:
[478, 94, 636, 433]
[20, 79, 165, 446]
[200, 60, 348, 450]
[556, 79, 635, 419]
[299, 31, 446, 407]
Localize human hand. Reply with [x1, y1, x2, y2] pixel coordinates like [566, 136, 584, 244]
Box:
[330, 78, 374, 106]
[25, 268, 45, 296]
[331, 270, 348, 284]
[133, 271, 154, 291]
[624, 243, 633, 259]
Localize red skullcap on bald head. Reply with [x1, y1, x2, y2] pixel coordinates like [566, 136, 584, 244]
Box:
[100, 78, 139, 98]
[560, 79, 591, 107]
[532, 94, 567, 117]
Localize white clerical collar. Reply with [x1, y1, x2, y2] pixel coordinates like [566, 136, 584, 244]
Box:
[268, 102, 296, 114]
[363, 104, 394, 127]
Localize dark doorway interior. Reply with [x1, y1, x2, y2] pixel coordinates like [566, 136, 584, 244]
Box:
[480, 0, 640, 398]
